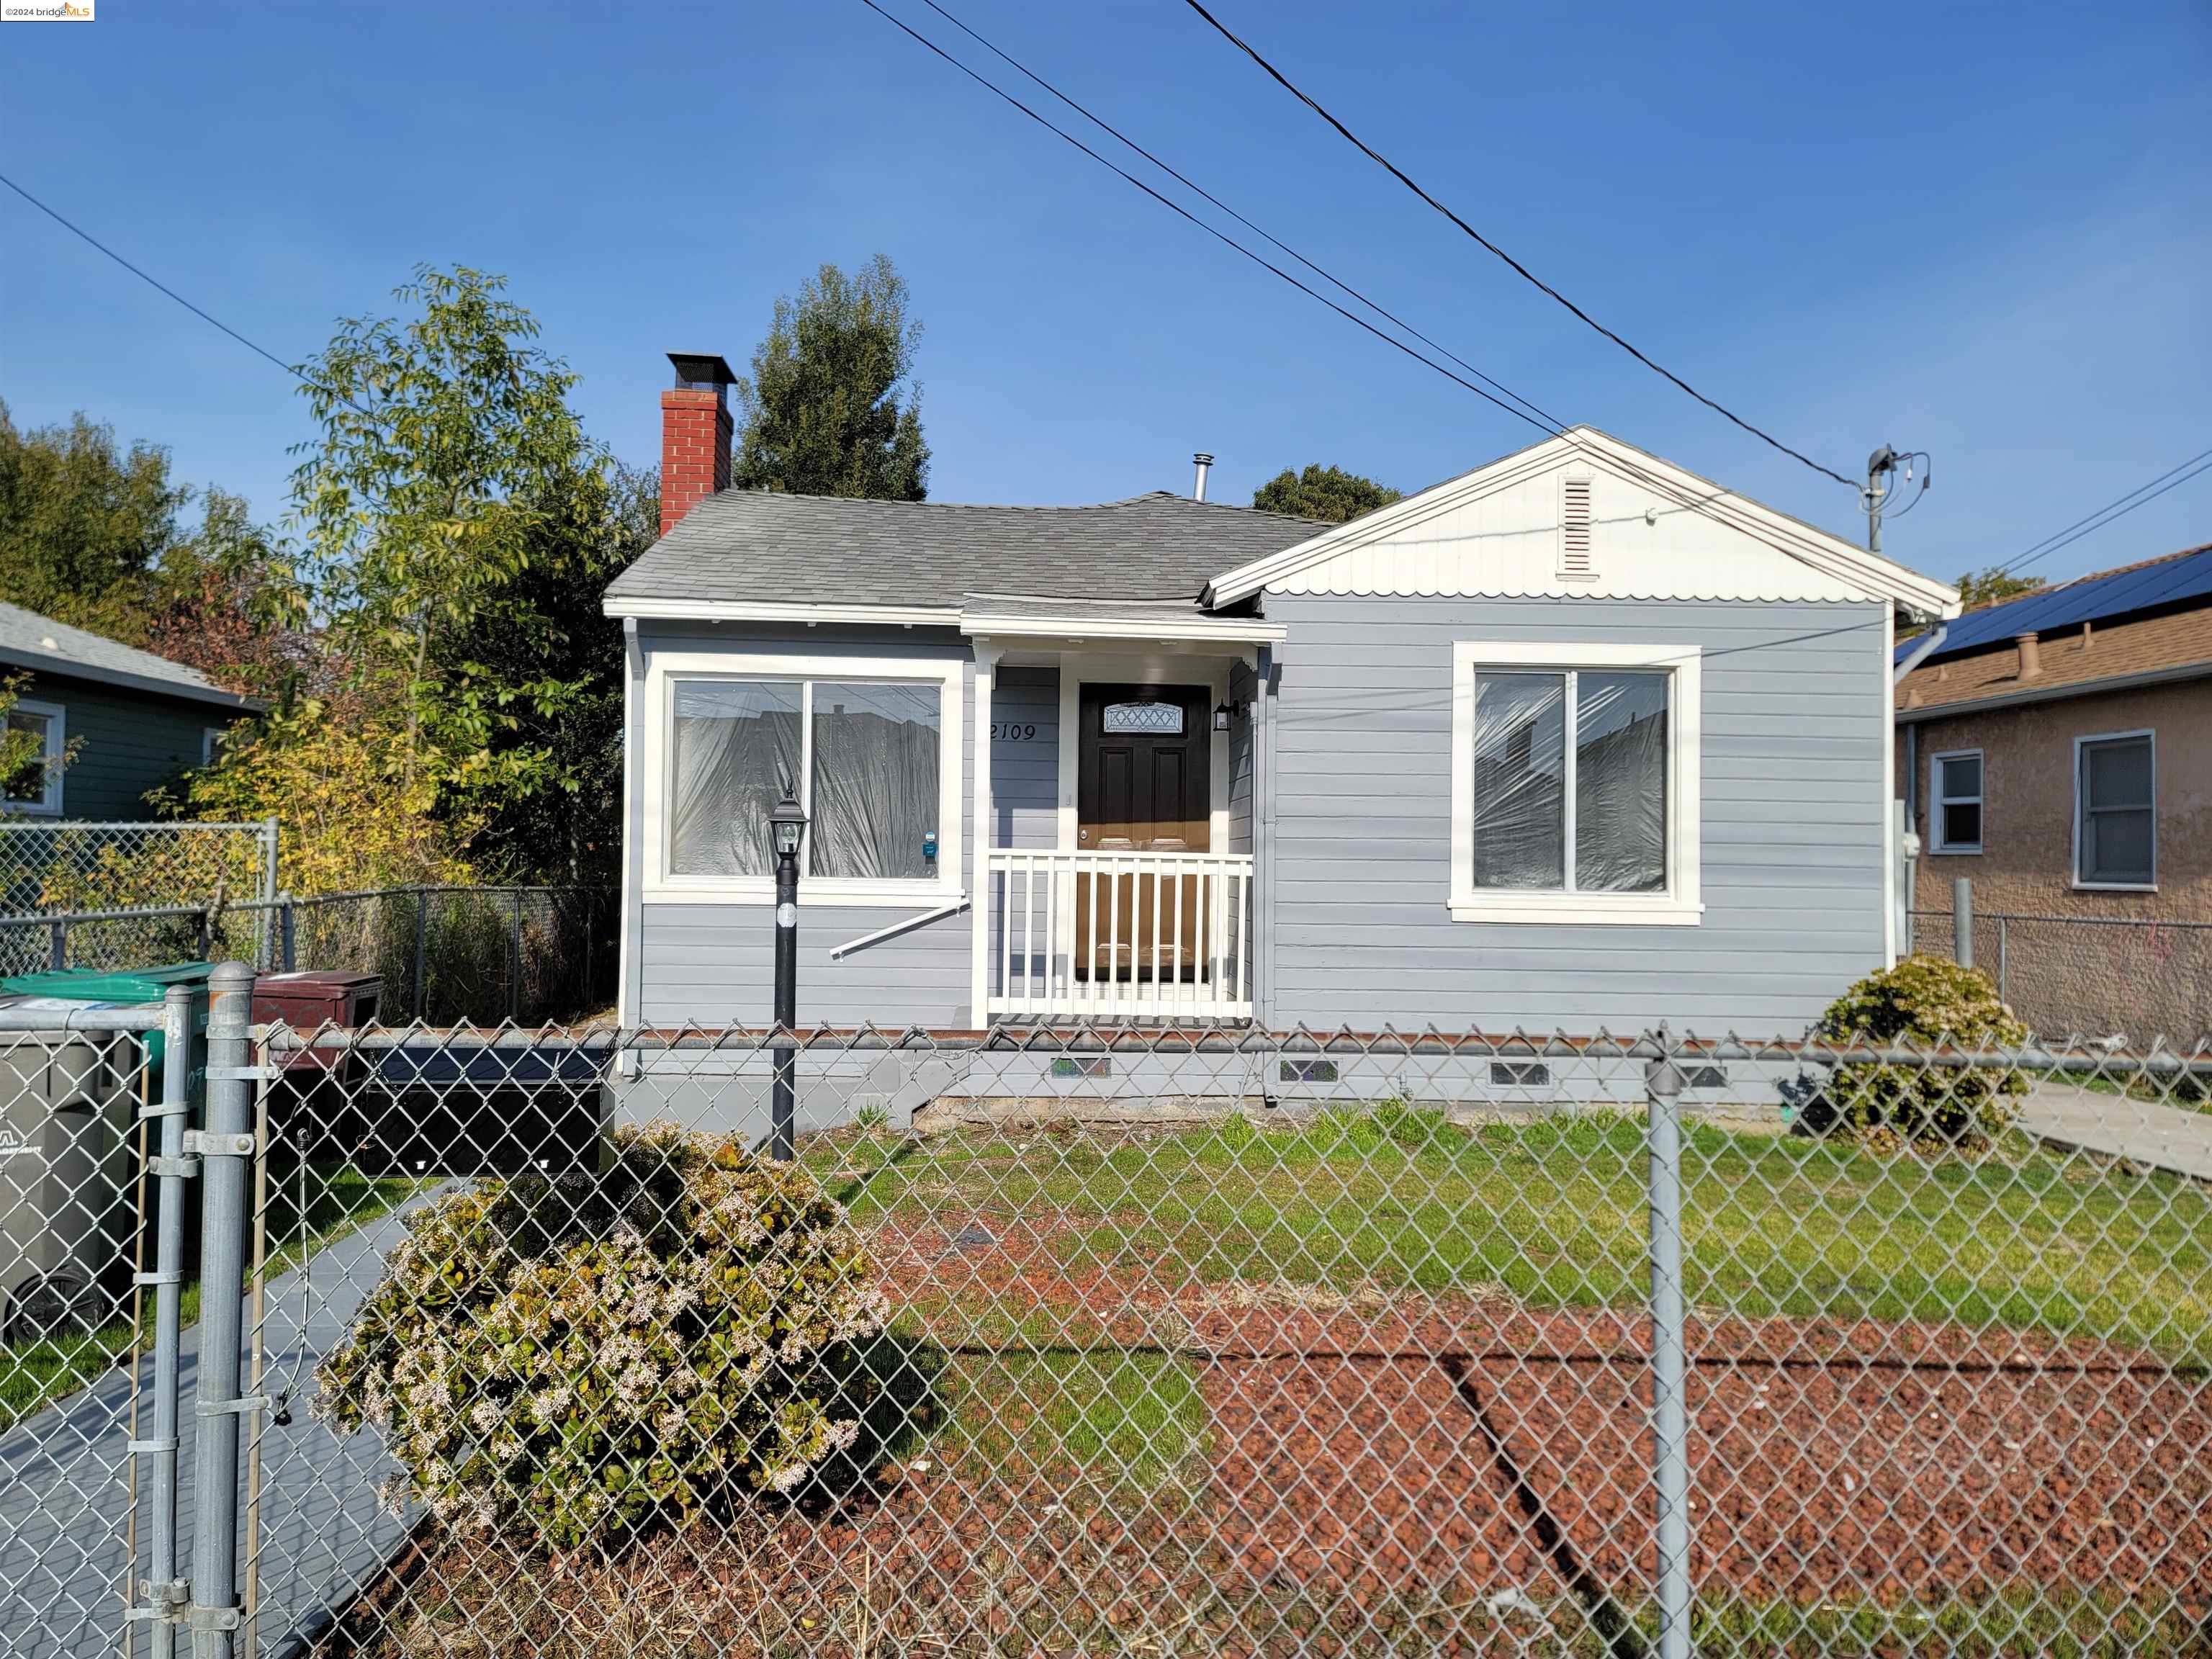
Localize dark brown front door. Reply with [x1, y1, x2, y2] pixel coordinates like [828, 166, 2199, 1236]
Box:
[1076, 684, 1210, 982]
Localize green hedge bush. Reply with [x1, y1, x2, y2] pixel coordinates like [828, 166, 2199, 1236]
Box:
[316, 1124, 896, 1549]
[1805, 955, 2029, 1149]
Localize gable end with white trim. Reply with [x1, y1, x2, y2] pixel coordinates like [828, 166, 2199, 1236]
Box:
[1205, 428, 1961, 615]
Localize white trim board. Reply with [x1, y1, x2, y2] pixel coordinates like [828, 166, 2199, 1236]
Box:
[1447, 641, 1704, 926]
[961, 611, 1285, 644]
[640, 647, 966, 907]
[606, 597, 961, 627]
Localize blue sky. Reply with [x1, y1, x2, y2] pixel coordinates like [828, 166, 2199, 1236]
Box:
[3, 0, 2206, 588]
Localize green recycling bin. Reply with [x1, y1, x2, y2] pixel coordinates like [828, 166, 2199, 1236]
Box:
[0, 961, 214, 1084]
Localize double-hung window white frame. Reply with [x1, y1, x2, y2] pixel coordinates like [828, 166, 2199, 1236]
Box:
[1926, 748, 1984, 855]
[2072, 727, 2156, 891]
[4, 698, 66, 817]
[1449, 640, 1701, 925]
[642, 648, 963, 906]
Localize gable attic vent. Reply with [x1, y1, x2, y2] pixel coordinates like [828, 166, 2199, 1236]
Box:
[1558, 475, 1596, 581]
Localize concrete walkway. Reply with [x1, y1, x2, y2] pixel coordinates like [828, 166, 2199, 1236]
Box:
[2018, 1079, 2212, 1182]
[0, 1187, 443, 1659]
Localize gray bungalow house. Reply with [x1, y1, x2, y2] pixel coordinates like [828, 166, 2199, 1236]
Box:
[607, 356, 1959, 1038]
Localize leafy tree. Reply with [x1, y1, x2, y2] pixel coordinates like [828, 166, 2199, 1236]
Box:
[0, 400, 187, 634]
[733, 255, 929, 500]
[142, 489, 312, 703]
[0, 400, 305, 686]
[197, 264, 644, 888]
[1251, 464, 1402, 523]
[1955, 565, 2046, 611]
[185, 690, 479, 894]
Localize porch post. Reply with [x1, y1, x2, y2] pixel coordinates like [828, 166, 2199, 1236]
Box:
[970, 642, 997, 1029]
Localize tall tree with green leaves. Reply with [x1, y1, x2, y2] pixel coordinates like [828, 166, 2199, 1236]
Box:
[733, 255, 929, 500]
[0, 400, 187, 631]
[243, 264, 641, 883]
[1252, 464, 1402, 523]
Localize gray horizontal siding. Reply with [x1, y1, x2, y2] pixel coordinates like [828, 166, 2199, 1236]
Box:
[634, 622, 975, 1028]
[990, 666, 1058, 850]
[1263, 595, 1887, 1035]
[638, 901, 971, 1027]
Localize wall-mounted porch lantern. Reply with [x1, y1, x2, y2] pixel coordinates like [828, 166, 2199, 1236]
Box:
[1213, 700, 1238, 732]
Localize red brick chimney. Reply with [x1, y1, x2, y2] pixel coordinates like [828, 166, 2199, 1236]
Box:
[660, 352, 736, 536]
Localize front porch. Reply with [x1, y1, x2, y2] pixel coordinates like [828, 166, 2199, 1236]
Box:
[968, 620, 1272, 1025]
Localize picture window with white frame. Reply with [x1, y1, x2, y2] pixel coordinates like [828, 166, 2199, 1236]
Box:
[1449, 643, 1701, 925]
[3, 701, 64, 817]
[667, 674, 944, 884]
[1928, 750, 1983, 853]
[2075, 731, 2154, 889]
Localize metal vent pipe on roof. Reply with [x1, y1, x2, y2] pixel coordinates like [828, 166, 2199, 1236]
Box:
[2015, 632, 2042, 680]
[1192, 452, 1213, 502]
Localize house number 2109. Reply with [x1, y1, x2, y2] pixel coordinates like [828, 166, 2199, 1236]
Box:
[991, 722, 1039, 741]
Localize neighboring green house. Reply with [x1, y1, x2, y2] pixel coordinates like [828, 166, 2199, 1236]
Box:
[0, 600, 258, 820]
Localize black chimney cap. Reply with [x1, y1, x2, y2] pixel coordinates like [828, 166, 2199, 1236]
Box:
[668, 352, 737, 392]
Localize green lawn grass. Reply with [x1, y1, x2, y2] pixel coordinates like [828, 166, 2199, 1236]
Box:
[817, 1103, 2212, 1367]
[0, 1163, 421, 1428]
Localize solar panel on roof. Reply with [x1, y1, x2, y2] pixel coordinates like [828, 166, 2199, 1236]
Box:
[1896, 545, 2212, 662]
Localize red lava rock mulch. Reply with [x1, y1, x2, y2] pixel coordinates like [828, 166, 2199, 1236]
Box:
[876, 1220, 2212, 1612]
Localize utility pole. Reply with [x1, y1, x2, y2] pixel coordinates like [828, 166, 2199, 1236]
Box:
[1863, 444, 1930, 554]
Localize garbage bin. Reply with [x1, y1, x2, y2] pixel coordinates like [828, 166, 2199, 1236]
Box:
[253, 971, 384, 1154]
[0, 1016, 143, 1343]
[0, 963, 214, 1087]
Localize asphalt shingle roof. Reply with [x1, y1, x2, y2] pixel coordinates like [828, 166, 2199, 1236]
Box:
[0, 601, 253, 709]
[603, 489, 1324, 610]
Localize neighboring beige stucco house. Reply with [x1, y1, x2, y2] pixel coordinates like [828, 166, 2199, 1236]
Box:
[1893, 544, 2212, 1040]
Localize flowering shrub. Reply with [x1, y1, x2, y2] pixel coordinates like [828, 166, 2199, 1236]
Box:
[317, 1123, 894, 1550]
[1806, 955, 2029, 1149]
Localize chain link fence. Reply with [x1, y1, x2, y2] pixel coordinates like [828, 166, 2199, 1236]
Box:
[1909, 907, 2212, 1047]
[0, 887, 617, 1027]
[0, 822, 277, 920]
[9, 986, 2208, 1658]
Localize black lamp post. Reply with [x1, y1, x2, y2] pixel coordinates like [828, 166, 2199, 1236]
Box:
[768, 786, 806, 1160]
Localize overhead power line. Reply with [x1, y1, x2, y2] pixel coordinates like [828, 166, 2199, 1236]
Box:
[856, 0, 1555, 439]
[860, 0, 1906, 593]
[1997, 445, 2212, 579]
[0, 168, 302, 382]
[1176, 0, 1858, 490]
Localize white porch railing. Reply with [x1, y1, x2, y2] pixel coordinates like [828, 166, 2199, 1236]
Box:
[986, 848, 1254, 1021]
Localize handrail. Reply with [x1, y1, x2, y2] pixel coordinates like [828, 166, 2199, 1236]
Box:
[827, 894, 971, 961]
[986, 848, 1256, 863]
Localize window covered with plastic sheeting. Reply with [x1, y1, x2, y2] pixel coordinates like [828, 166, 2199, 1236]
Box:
[1573, 672, 1668, 892]
[1465, 667, 1670, 894]
[1468, 673, 1565, 889]
[809, 683, 941, 880]
[670, 681, 801, 876]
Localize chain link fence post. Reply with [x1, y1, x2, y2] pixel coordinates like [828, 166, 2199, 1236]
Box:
[187, 961, 258, 1658]
[1644, 1039, 1692, 1659]
[413, 889, 429, 1022]
[139, 983, 202, 1658]
[1953, 876, 1974, 971]
[508, 890, 523, 1025]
